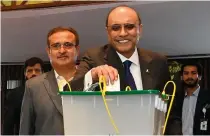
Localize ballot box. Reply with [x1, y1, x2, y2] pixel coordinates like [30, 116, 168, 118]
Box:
[60, 90, 168, 135]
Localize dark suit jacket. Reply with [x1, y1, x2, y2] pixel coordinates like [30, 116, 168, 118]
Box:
[19, 70, 64, 135]
[71, 44, 171, 93]
[166, 88, 210, 135]
[3, 86, 25, 135]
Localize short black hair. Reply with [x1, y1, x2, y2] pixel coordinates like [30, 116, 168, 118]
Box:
[105, 5, 142, 27]
[24, 57, 44, 72]
[47, 26, 79, 47]
[180, 61, 202, 76]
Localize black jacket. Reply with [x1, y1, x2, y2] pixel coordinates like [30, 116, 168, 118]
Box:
[3, 86, 25, 135]
[166, 88, 210, 135]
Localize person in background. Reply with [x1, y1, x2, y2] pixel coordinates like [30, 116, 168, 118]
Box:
[19, 26, 79, 135]
[3, 57, 44, 135]
[166, 61, 210, 135]
[71, 5, 171, 94]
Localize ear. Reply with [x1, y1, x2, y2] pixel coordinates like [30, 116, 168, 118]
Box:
[24, 69, 28, 80]
[198, 76, 202, 80]
[46, 47, 51, 55]
[138, 24, 143, 37]
[106, 27, 111, 42]
[76, 45, 80, 56]
[105, 26, 108, 33]
[46, 47, 52, 62]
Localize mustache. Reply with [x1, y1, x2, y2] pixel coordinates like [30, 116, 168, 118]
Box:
[57, 55, 68, 58]
[26, 75, 37, 80]
[186, 78, 194, 81]
[31, 75, 37, 78]
[182, 79, 198, 88]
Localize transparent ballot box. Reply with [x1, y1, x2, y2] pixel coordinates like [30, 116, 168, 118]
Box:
[60, 90, 168, 135]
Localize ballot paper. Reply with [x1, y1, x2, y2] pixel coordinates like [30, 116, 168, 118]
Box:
[106, 74, 120, 92]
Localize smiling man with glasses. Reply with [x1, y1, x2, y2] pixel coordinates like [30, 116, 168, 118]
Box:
[19, 27, 79, 135]
[71, 5, 171, 94]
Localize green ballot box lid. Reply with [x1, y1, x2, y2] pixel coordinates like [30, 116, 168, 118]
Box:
[59, 90, 168, 100]
[60, 90, 158, 95]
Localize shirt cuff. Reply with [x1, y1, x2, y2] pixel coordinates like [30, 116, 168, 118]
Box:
[84, 70, 93, 90]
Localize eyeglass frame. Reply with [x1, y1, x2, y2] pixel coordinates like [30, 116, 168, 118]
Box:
[106, 23, 141, 32]
[48, 42, 77, 50]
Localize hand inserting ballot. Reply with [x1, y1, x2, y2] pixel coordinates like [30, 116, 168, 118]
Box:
[91, 64, 118, 85]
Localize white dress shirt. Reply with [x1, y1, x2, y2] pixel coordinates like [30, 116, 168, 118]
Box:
[84, 48, 143, 91]
[182, 86, 200, 135]
[54, 70, 73, 91]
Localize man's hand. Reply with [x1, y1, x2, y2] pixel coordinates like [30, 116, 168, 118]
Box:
[91, 64, 118, 85]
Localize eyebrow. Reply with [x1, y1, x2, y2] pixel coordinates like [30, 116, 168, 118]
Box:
[183, 71, 197, 73]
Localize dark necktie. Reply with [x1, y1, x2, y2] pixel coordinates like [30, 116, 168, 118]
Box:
[123, 60, 137, 90]
[63, 83, 70, 91]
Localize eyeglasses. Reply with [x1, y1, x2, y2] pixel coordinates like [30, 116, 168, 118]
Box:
[50, 42, 76, 50]
[107, 23, 138, 32]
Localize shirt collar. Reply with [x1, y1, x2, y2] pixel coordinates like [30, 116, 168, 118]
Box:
[185, 85, 200, 97]
[54, 70, 60, 79]
[116, 47, 140, 66]
[54, 70, 74, 82]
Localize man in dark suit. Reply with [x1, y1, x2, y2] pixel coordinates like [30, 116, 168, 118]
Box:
[3, 57, 44, 135]
[166, 61, 210, 135]
[71, 5, 170, 93]
[19, 27, 79, 135]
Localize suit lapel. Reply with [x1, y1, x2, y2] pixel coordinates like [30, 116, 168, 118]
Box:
[103, 46, 155, 90]
[138, 49, 154, 90]
[104, 45, 126, 90]
[43, 70, 63, 115]
[194, 89, 206, 119]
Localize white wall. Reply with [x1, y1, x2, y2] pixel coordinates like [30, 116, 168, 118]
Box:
[1, 1, 210, 62]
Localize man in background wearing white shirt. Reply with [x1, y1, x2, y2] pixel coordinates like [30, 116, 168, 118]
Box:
[19, 27, 79, 135]
[71, 5, 170, 92]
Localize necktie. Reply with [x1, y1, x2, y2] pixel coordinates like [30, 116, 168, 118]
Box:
[63, 83, 70, 91]
[123, 60, 137, 90]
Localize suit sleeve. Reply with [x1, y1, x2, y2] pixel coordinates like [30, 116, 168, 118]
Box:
[164, 91, 183, 135]
[161, 57, 183, 135]
[19, 82, 35, 135]
[71, 50, 95, 91]
[3, 91, 16, 134]
[160, 57, 172, 94]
